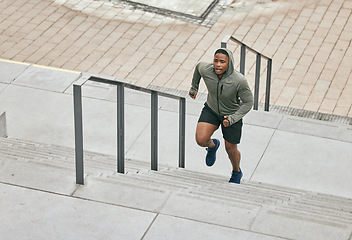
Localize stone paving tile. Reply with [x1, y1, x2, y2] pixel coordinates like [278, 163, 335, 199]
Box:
[0, 0, 352, 117]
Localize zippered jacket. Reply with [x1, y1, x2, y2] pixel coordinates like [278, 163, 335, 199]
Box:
[189, 48, 253, 125]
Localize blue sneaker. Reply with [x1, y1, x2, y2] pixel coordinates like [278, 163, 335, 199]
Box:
[205, 139, 220, 166]
[229, 169, 243, 184]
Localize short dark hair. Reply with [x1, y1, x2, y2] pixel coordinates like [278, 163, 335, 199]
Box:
[214, 49, 229, 57]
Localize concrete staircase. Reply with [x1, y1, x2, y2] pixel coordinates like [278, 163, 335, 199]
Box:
[1, 137, 351, 240]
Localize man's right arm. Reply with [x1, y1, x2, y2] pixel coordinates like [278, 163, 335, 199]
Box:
[189, 63, 202, 98]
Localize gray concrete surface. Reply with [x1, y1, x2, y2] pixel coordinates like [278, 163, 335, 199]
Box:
[0, 59, 352, 239]
[0, 111, 7, 137]
[1, 136, 351, 240]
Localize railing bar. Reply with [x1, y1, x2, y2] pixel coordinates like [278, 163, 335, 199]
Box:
[221, 35, 231, 48]
[157, 91, 182, 100]
[253, 53, 261, 110]
[151, 91, 158, 171]
[261, 55, 271, 61]
[265, 59, 272, 111]
[117, 83, 125, 173]
[88, 76, 182, 100]
[73, 83, 84, 185]
[179, 98, 186, 168]
[229, 36, 242, 45]
[229, 36, 271, 60]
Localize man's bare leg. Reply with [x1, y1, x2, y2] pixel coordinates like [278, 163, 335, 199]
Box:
[225, 140, 241, 172]
[195, 122, 218, 148]
[196, 122, 221, 166]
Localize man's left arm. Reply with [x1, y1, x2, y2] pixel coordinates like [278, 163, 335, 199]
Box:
[227, 80, 254, 125]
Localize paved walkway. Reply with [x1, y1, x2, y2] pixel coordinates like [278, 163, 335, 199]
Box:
[0, 0, 351, 117]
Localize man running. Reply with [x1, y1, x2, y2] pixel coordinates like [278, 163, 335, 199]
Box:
[189, 48, 253, 184]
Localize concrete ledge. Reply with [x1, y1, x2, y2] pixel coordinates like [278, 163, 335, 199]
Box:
[0, 59, 30, 84]
[0, 112, 7, 137]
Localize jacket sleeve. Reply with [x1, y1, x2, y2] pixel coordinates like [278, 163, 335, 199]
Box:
[189, 63, 202, 95]
[227, 79, 253, 125]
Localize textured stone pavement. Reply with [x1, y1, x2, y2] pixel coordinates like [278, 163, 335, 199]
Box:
[0, 0, 351, 117]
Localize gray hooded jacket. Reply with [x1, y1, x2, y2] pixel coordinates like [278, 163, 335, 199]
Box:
[189, 48, 253, 125]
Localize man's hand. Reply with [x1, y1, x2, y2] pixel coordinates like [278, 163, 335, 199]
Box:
[223, 116, 230, 127]
[189, 92, 197, 100]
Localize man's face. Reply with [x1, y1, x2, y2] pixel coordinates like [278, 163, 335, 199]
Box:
[213, 53, 229, 76]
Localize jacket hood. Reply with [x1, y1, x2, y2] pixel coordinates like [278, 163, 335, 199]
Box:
[214, 48, 234, 77]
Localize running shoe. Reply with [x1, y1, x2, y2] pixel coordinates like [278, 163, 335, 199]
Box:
[205, 139, 220, 166]
[229, 169, 242, 184]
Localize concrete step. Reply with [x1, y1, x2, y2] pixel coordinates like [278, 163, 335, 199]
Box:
[125, 169, 224, 189]
[88, 167, 352, 230]
[1, 137, 352, 240]
[0, 137, 157, 175]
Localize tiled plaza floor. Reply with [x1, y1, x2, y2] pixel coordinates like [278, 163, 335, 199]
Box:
[0, 0, 351, 117]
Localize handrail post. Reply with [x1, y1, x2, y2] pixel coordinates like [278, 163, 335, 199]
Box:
[265, 59, 272, 111]
[253, 53, 261, 110]
[74, 82, 84, 185]
[240, 44, 246, 75]
[151, 91, 158, 171]
[117, 83, 125, 173]
[179, 98, 186, 168]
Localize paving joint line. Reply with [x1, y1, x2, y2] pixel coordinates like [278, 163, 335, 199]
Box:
[140, 213, 159, 240]
[248, 115, 282, 181]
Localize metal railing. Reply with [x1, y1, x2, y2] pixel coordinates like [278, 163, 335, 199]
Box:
[221, 35, 272, 111]
[73, 75, 186, 185]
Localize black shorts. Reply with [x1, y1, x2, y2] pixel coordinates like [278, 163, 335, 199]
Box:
[198, 103, 243, 144]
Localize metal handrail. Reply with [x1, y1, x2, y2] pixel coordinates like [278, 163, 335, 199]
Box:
[221, 35, 272, 111]
[73, 75, 186, 185]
